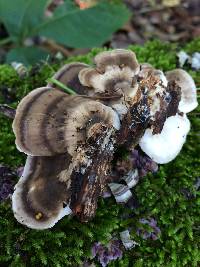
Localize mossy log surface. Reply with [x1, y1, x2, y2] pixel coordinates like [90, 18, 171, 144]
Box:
[0, 39, 200, 267]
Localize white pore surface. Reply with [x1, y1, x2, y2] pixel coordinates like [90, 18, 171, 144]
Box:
[166, 69, 198, 113]
[178, 72, 198, 113]
[139, 114, 191, 164]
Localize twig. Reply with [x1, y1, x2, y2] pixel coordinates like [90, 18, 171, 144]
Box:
[47, 78, 77, 95]
[41, 39, 71, 57]
[0, 104, 16, 119]
[138, 4, 180, 14]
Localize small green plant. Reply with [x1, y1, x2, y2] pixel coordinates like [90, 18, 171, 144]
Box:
[0, 0, 130, 65]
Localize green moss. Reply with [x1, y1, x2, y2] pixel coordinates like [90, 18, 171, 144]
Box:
[0, 115, 25, 167]
[183, 37, 200, 54]
[0, 39, 199, 267]
[65, 47, 107, 65]
[129, 39, 177, 70]
[0, 65, 19, 88]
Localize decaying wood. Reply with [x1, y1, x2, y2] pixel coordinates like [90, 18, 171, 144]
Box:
[70, 124, 115, 222]
[116, 92, 150, 147]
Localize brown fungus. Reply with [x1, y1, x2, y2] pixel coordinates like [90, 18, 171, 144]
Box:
[12, 49, 197, 228]
[13, 87, 119, 157]
[12, 155, 72, 229]
[47, 62, 92, 95]
[94, 49, 140, 73]
[12, 86, 120, 225]
[79, 49, 140, 100]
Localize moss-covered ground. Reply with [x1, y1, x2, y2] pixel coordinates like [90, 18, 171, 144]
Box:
[0, 39, 200, 267]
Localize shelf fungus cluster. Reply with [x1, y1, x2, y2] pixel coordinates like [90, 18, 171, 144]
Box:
[12, 49, 198, 229]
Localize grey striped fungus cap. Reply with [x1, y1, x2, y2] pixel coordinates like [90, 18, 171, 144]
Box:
[12, 87, 120, 229]
[121, 169, 139, 189]
[47, 62, 93, 96]
[12, 87, 120, 157]
[78, 49, 140, 98]
[108, 183, 132, 204]
[94, 49, 140, 73]
[12, 155, 72, 229]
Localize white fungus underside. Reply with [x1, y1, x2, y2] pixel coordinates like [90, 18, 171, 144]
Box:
[12, 156, 72, 230]
[179, 100, 198, 114]
[165, 69, 198, 113]
[139, 114, 191, 164]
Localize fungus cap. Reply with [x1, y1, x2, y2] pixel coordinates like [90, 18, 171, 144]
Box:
[94, 49, 140, 73]
[12, 155, 72, 229]
[166, 69, 198, 113]
[12, 87, 120, 157]
[139, 114, 190, 164]
[108, 183, 132, 203]
[47, 62, 91, 95]
[78, 49, 140, 98]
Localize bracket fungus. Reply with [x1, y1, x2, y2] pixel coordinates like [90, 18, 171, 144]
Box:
[165, 68, 198, 113]
[12, 49, 198, 229]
